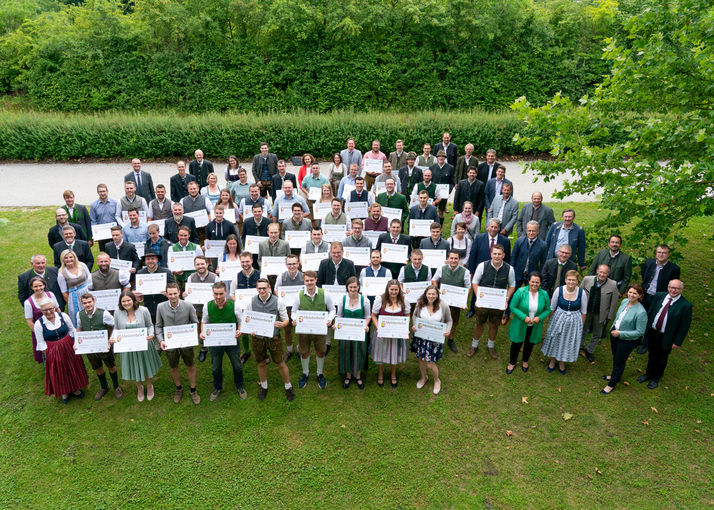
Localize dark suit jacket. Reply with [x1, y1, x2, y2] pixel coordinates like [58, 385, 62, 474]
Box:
[467, 233, 511, 274]
[205, 220, 239, 241]
[18, 267, 65, 311]
[62, 205, 92, 241]
[53, 240, 94, 270]
[241, 217, 269, 246]
[375, 233, 412, 278]
[477, 161, 501, 182]
[453, 178, 485, 214]
[646, 292, 692, 349]
[516, 203, 556, 240]
[143, 238, 172, 268]
[641, 259, 681, 295]
[317, 257, 356, 287]
[124, 171, 156, 202]
[136, 267, 175, 317]
[189, 159, 215, 188]
[271, 172, 298, 200]
[454, 155, 479, 183]
[398, 166, 423, 195]
[511, 237, 548, 283]
[541, 258, 577, 296]
[428, 162, 456, 190]
[434, 142, 458, 167]
[251, 153, 278, 182]
[409, 205, 439, 223]
[105, 242, 141, 271]
[164, 216, 199, 244]
[170, 173, 197, 203]
[484, 177, 513, 211]
[48, 222, 87, 248]
[545, 221, 587, 268]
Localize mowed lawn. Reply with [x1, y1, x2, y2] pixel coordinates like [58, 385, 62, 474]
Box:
[0, 203, 711, 509]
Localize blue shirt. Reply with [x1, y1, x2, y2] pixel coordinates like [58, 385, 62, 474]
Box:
[272, 194, 309, 222]
[123, 223, 149, 243]
[90, 198, 119, 226]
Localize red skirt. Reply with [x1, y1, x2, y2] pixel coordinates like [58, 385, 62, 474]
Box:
[44, 334, 88, 397]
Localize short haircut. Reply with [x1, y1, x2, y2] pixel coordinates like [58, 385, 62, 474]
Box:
[564, 269, 580, 282]
[63, 190, 74, 199]
[355, 176, 364, 183]
[148, 223, 160, 233]
[178, 226, 190, 234]
[411, 249, 423, 257]
[331, 241, 344, 251]
[268, 223, 281, 233]
[127, 207, 140, 214]
[249, 184, 260, 190]
[213, 281, 227, 291]
[609, 234, 622, 242]
[166, 283, 180, 291]
[418, 190, 429, 197]
[97, 184, 108, 191]
[454, 222, 467, 231]
[430, 222, 441, 230]
[448, 249, 461, 258]
[390, 219, 401, 227]
[213, 203, 224, 212]
[109, 225, 122, 232]
[331, 198, 342, 205]
[351, 218, 363, 226]
[194, 255, 208, 264]
[62, 225, 77, 233]
[311, 226, 322, 233]
[526, 220, 539, 230]
[492, 244, 505, 253]
[256, 278, 270, 288]
[239, 251, 253, 259]
[562, 208, 576, 217]
[487, 218, 501, 228]
[558, 244, 572, 253]
[497, 165, 507, 172]
[303, 270, 318, 279]
[657, 243, 671, 252]
[81, 292, 95, 301]
[260, 142, 268, 148]
[486, 149, 496, 155]
[156, 184, 166, 190]
[286, 254, 299, 262]
[292, 203, 303, 211]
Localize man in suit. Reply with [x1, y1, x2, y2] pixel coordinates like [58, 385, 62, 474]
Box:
[165, 202, 199, 244]
[18, 254, 65, 311]
[104, 225, 141, 276]
[579, 264, 620, 362]
[639, 279, 692, 389]
[429, 150, 456, 225]
[544, 208, 587, 270]
[62, 190, 92, 246]
[252, 142, 278, 198]
[477, 149, 500, 182]
[453, 167, 485, 215]
[189, 149, 214, 189]
[487, 182, 519, 236]
[270, 159, 297, 201]
[375, 177, 409, 228]
[316, 241, 356, 287]
[116, 180, 150, 222]
[124, 158, 156, 202]
[434, 132, 458, 168]
[484, 165, 513, 213]
[376, 219, 412, 279]
[454, 143, 479, 183]
[466, 218, 511, 317]
[398, 152, 423, 197]
[340, 138, 363, 175]
[388, 139, 408, 172]
[48, 208, 87, 248]
[53, 225, 94, 270]
[170, 160, 197, 203]
[541, 244, 577, 297]
[589, 235, 632, 295]
[516, 192, 555, 240]
[409, 190, 440, 247]
[510, 221, 547, 287]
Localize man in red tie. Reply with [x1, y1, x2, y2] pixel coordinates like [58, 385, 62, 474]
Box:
[639, 279, 692, 389]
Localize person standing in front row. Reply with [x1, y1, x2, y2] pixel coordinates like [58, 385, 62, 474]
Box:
[334, 276, 371, 390]
[431, 250, 471, 354]
[411, 284, 452, 395]
[370, 280, 410, 388]
[506, 272, 551, 374]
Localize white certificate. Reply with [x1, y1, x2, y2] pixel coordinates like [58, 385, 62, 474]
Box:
[436, 184, 450, 200]
[363, 230, 383, 248]
[132, 242, 145, 258]
[414, 318, 448, 343]
[244, 235, 267, 255]
[295, 310, 329, 335]
[345, 201, 368, 219]
[203, 323, 237, 347]
[109, 258, 132, 276]
[381, 206, 402, 225]
[121, 210, 147, 224]
[372, 181, 386, 195]
[278, 204, 294, 221]
[323, 284, 347, 303]
[476, 286, 508, 310]
[243, 205, 266, 219]
[185, 282, 215, 304]
[362, 276, 391, 296]
[440, 284, 469, 308]
[300, 252, 329, 272]
[232, 288, 258, 309]
[409, 196, 433, 208]
[307, 186, 322, 201]
[376, 315, 410, 339]
[135, 273, 167, 295]
[334, 318, 367, 341]
[223, 208, 236, 223]
[74, 330, 110, 355]
[185, 209, 210, 227]
[276, 285, 305, 304]
[381, 243, 408, 264]
[421, 249, 447, 269]
[261, 256, 285, 276]
[91, 222, 117, 241]
[409, 219, 433, 237]
[147, 219, 165, 236]
[343, 246, 370, 266]
[241, 310, 275, 337]
[112, 328, 148, 353]
[92, 288, 121, 311]
[322, 224, 347, 242]
[285, 230, 310, 249]
[312, 202, 332, 220]
[167, 250, 196, 271]
[402, 281, 430, 304]
[204, 240, 226, 258]
[341, 185, 356, 200]
[163, 323, 199, 349]
[218, 260, 242, 282]
[364, 159, 383, 174]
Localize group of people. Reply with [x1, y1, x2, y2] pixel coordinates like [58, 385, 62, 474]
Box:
[17, 135, 693, 404]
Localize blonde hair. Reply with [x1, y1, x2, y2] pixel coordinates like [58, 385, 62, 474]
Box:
[59, 249, 79, 276]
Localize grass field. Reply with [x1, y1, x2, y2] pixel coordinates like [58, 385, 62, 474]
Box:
[0, 203, 712, 509]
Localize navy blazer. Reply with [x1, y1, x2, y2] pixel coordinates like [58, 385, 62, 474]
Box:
[484, 177, 513, 211]
[105, 242, 141, 271]
[48, 222, 87, 248]
[164, 216, 199, 244]
[641, 259, 681, 295]
[453, 178, 485, 214]
[510, 236, 548, 283]
[189, 159, 215, 188]
[241, 217, 269, 246]
[477, 161, 501, 183]
[467, 233, 511, 274]
[170, 173, 197, 203]
[271, 172, 298, 200]
[251, 153, 278, 182]
[409, 204, 439, 223]
[124, 171, 156, 202]
[646, 292, 692, 348]
[434, 142, 458, 167]
[545, 221, 587, 267]
[52, 240, 94, 270]
[428, 163, 456, 191]
[398, 166, 423, 195]
[316, 257, 356, 287]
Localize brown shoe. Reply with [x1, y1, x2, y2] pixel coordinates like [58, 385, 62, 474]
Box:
[237, 388, 248, 400]
[488, 347, 498, 359]
[173, 387, 183, 404]
[114, 386, 124, 400]
[94, 387, 109, 401]
[466, 346, 478, 358]
[190, 390, 201, 405]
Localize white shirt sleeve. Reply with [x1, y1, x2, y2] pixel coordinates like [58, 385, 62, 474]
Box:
[201, 304, 209, 323]
[431, 266, 442, 283]
[397, 266, 406, 284]
[463, 268, 472, 287]
[103, 310, 115, 327]
[472, 263, 485, 285]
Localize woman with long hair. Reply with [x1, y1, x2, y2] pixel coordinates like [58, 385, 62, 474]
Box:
[334, 276, 371, 389]
[57, 249, 90, 328]
[370, 279, 410, 388]
[411, 284, 452, 394]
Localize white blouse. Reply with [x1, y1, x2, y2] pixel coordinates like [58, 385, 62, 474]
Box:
[34, 313, 75, 351]
[528, 291, 539, 319]
[24, 293, 59, 319]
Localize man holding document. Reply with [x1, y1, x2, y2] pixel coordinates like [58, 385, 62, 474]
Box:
[431, 250, 471, 354]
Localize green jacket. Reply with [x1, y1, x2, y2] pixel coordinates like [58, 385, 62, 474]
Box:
[508, 286, 551, 344]
[376, 191, 409, 228]
[611, 300, 648, 341]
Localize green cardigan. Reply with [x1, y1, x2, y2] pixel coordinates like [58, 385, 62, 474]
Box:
[508, 286, 551, 344]
[611, 300, 647, 341]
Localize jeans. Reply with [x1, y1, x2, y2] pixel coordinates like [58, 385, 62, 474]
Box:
[209, 345, 244, 391]
[608, 333, 639, 387]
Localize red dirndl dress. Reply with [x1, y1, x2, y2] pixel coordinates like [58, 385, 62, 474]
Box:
[40, 313, 88, 397]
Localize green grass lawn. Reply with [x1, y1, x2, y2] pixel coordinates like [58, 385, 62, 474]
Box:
[0, 203, 712, 509]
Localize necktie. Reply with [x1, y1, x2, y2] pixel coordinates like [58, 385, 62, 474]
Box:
[524, 240, 533, 276]
[489, 237, 494, 254]
[393, 237, 397, 244]
[347, 152, 353, 169]
[655, 298, 671, 331]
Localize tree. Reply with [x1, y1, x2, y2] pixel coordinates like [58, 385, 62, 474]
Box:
[512, 0, 714, 262]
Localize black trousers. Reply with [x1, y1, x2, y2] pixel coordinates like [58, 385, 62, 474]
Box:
[608, 333, 639, 387]
[509, 327, 535, 364]
[645, 330, 671, 381]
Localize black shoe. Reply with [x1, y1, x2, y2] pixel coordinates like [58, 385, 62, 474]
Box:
[467, 310, 475, 319]
[521, 365, 529, 372]
[324, 344, 332, 356]
[356, 378, 365, 390]
[586, 351, 595, 363]
[240, 352, 251, 364]
[199, 348, 207, 362]
[637, 374, 650, 383]
[447, 339, 458, 353]
[257, 386, 268, 401]
[285, 386, 295, 402]
[298, 373, 309, 389]
[73, 390, 85, 399]
[506, 367, 514, 375]
[342, 375, 352, 389]
[647, 380, 659, 390]
[637, 344, 648, 355]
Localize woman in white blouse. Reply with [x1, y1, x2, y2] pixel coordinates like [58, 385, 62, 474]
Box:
[447, 222, 472, 267]
[450, 201, 480, 240]
[24, 276, 60, 364]
[57, 249, 91, 328]
[333, 277, 371, 389]
[410, 285, 452, 394]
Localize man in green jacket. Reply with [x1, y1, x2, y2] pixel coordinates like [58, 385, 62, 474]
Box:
[375, 177, 409, 229]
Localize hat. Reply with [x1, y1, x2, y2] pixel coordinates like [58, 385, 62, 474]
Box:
[436, 150, 447, 158]
[407, 152, 417, 160]
[143, 251, 161, 262]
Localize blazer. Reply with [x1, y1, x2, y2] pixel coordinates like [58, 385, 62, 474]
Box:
[641, 259, 681, 295]
[18, 266, 65, 311]
[510, 236, 547, 283]
[124, 171, 156, 202]
[251, 153, 278, 182]
[189, 159, 215, 188]
[205, 220, 239, 242]
[611, 300, 648, 341]
[467, 233, 511, 274]
[376, 233, 412, 256]
[589, 250, 633, 294]
[516, 203, 556, 240]
[428, 162, 456, 190]
[375, 192, 410, 227]
[62, 204, 92, 242]
[144, 238, 172, 267]
[48, 222, 87, 248]
[53, 240, 94, 270]
[453, 177, 484, 214]
[454, 155, 479, 183]
[434, 142, 458, 167]
[271, 172, 298, 200]
[541, 258, 577, 296]
[580, 276, 620, 321]
[170, 173, 197, 203]
[340, 149, 363, 171]
[317, 257, 356, 287]
[388, 151, 408, 172]
[484, 177, 513, 211]
[164, 216, 199, 244]
[508, 286, 551, 344]
[258, 239, 291, 266]
[646, 292, 692, 349]
[545, 221, 587, 268]
[398, 166, 423, 195]
[409, 204, 439, 223]
[477, 161, 501, 182]
[487, 196, 519, 235]
[104, 242, 141, 271]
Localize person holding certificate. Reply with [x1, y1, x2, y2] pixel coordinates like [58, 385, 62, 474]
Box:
[322, 198, 351, 231]
[364, 203, 389, 232]
[23, 276, 61, 365]
[370, 280, 410, 388]
[204, 204, 239, 264]
[411, 285, 452, 395]
[300, 161, 328, 200]
[271, 181, 310, 223]
[431, 250, 471, 354]
[397, 249, 433, 313]
[334, 277, 371, 390]
[145, 223, 171, 268]
[281, 203, 313, 254]
[359, 249, 390, 305]
[507, 272, 551, 374]
[447, 222, 472, 268]
[135, 251, 174, 323]
[375, 177, 409, 228]
[303, 226, 330, 254]
[184, 256, 218, 363]
[241, 203, 269, 267]
[156, 283, 201, 404]
[219, 234, 242, 268]
[88, 252, 131, 293]
[362, 140, 387, 191]
[419, 222, 449, 252]
[376, 219, 412, 279]
[165, 202, 199, 244]
[412, 169, 438, 212]
[170, 226, 204, 291]
[258, 223, 291, 289]
[274, 254, 304, 361]
[409, 190, 439, 248]
[428, 150, 455, 225]
[113, 290, 160, 402]
[57, 249, 91, 328]
[231, 251, 261, 364]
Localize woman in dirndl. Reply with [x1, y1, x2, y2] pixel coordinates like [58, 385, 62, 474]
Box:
[410, 285, 452, 395]
[370, 279, 410, 388]
[334, 277, 371, 390]
[57, 249, 90, 327]
[24, 276, 60, 365]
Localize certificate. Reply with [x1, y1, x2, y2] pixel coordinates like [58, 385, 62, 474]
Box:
[285, 230, 310, 249]
[244, 235, 267, 255]
[74, 330, 110, 355]
[163, 323, 199, 349]
[185, 209, 210, 228]
[334, 318, 367, 341]
[112, 328, 148, 353]
[278, 203, 294, 221]
[439, 284, 469, 308]
[341, 184, 356, 200]
[364, 158, 383, 174]
[243, 205, 267, 219]
[376, 315, 410, 339]
[223, 208, 236, 223]
[122, 210, 147, 224]
[132, 242, 145, 258]
[147, 219, 165, 236]
[343, 246, 370, 266]
[363, 230, 382, 248]
[167, 250, 196, 271]
[109, 258, 132, 277]
[232, 288, 258, 309]
[294, 310, 329, 335]
[203, 323, 237, 347]
[276, 285, 305, 305]
[204, 240, 226, 258]
[436, 184, 450, 200]
[409, 195, 432, 208]
[135, 273, 167, 295]
[260, 256, 285, 276]
[409, 219, 433, 237]
[241, 310, 276, 337]
[402, 281, 430, 304]
[381, 243, 408, 264]
[218, 260, 242, 282]
[344, 201, 368, 219]
[323, 285, 347, 303]
[312, 202, 332, 221]
[185, 282, 215, 304]
[476, 286, 508, 310]
[92, 288, 121, 311]
[421, 249, 447, 269]
[300, 252, 328, 272]
[362, 276, 391, 296]
[307, 186, 322, 201]
[381, 206, 402, 225]
[322, 224, 346, 242]
[91, 222, 116, 241]
[372, 181, 386, 195]
[414, 318, 448, 343]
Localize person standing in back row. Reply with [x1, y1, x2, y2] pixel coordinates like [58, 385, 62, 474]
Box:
[252, 142, 278, 198]
[189, 150, 214, 189]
